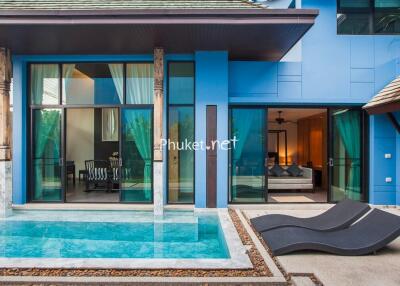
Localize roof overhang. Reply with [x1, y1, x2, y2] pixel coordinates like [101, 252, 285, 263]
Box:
[363, 76, 400, 115]
[0, 9, 318, 60]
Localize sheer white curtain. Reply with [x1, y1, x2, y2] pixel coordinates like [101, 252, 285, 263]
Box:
[31, 64, 59, 104]
[62, 64, 76, 104]
[108, 64, 124, 104]
[102, 108, 119, 142]
[126, 63, 154, 104]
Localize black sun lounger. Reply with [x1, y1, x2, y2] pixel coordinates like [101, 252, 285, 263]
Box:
[261, 209, 400, 256]
[251, 199, 370, 233]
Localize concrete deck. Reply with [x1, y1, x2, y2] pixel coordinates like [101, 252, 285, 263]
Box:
[244, 206, 400, 286]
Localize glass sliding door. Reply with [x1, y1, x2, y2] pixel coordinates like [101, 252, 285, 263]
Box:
[120, 108, 153, 203]
[229, 108, 266, 203]
[167, 62, 195, 204]
[168, 106, 195, 203]
[31, 109, 63, 201]
[29, 62, 155, 204]
[330, 109, 363, 201]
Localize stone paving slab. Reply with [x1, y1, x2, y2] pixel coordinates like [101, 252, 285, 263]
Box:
[291, 276, 315, 286]
[244, 207, 400, 286]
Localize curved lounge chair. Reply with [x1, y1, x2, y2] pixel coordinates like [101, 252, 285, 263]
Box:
[261, 209, 400, 256]
[251, 199, 370, 232]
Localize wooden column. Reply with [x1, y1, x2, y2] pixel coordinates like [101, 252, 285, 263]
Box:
[0, 47, 12, 217]
[0, 48, 11, 162]
[153, 48, 164, 216]
[154, 47, 164, 162]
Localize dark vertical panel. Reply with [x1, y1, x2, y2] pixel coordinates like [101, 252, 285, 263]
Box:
[206, 105, 217, 208]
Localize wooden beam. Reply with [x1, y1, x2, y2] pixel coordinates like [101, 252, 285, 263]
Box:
[387, 112, 400, 134]
[0, 48, 12, 161]
[153, 47, 164, 161]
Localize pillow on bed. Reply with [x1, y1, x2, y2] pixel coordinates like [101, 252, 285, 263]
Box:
[270, 164, 285, 177]
[287, 164, 303, 177]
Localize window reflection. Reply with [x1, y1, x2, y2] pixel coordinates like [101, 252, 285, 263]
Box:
[337, 0, 400, 34]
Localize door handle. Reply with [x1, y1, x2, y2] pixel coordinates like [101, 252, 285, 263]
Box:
[59, 158, 64, 166]
[119, 158, 123, 167]
[329, 158, 334, 167]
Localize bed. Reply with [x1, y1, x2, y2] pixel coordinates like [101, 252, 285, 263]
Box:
[267, 166, 314, 191]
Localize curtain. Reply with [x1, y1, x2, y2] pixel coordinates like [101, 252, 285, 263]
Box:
[334, 109, 361, 200]
[34, 109, 61, 200]
[124, 110, 152, 200]
[108, 64, 124, 104]
[126, 63, 154, 104]
[102, 108, 119, 141]
[62, 64, 76, 104]
[31, 64, 59, 105]
[231, 109, 260, 198]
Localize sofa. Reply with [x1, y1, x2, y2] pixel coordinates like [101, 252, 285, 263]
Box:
[268, 165, 314, 191]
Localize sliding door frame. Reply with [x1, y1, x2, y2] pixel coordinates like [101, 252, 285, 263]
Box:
[119, 105, 154, 204]
[166, 61, 196, 205]
[27, 61, 155, 203]
[29, 107, 65, 203]
[328, 107, 369, 203]
[228, 104, 369, 204]
[228, 105, 268, 204]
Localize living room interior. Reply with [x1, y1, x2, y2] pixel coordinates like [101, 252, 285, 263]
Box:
[66, 107, 120, 203]
[267, 108, 328, 203]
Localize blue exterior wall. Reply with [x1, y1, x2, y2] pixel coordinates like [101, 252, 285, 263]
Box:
[228, 0, 400, 205]
[369, 114, 398, 205]
[195, 52, 229, 208]
[10, 0, 400, 206]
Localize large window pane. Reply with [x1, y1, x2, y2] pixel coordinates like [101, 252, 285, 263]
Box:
[121, 108, 153, 203]
[168, 62, 194, 105]
[337, 13, 371, 34]
[230, 108, 266, 203]
[32, 109, 62, 201]
[30, 64, 60, 105]
[126, 63, 154, 104]
[375, 0, 400, 8]
[62, 63, 123, 105]
[168, 106, 195, 203]
[339, 0, 370, 8]
[375, 11, 400, 33]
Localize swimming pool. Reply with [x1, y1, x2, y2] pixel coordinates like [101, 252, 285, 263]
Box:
[0, 211, 229, 259]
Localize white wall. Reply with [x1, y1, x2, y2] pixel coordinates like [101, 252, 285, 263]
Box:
[66, 109, 94, 176]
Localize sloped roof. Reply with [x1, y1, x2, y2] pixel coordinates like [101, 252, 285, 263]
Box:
[0, 0, 265, 10]
[363, 76, 400, 114]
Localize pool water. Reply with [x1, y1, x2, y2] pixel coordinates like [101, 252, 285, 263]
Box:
[0, 211, 230, 259]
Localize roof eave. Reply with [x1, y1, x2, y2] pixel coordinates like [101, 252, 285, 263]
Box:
[0, 8, 319, 17]
[363, 100, 400, 115]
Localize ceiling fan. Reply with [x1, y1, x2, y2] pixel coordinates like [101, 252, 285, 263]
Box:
[269, 111, 296, 125]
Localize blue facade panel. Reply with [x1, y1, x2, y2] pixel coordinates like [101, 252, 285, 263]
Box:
[195, 51, 229, 208]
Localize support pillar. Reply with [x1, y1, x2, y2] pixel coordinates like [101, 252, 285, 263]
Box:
[153, 48, 164, 216]
[0, 48, 12, 217]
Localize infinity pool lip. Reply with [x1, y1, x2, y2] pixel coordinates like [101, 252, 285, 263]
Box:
[0, 209, 252, 269]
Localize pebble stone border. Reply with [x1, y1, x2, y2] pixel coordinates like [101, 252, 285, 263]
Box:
[0, 210, 273, 280]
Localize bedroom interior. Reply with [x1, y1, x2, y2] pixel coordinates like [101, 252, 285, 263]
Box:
[267, 108, 328, 203]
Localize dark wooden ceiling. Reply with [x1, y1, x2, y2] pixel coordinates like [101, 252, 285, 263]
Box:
[0, 9, 318, 60]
